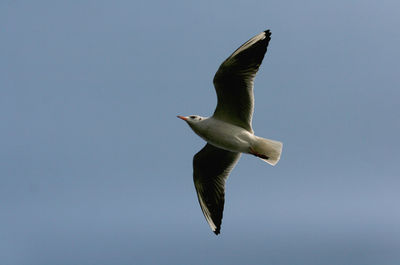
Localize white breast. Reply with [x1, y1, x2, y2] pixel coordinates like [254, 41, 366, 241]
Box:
[191, 118, 256, 153]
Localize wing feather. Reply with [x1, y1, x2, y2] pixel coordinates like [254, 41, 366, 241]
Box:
[213, 30, 271, 132]
[193, 144, 240, 234]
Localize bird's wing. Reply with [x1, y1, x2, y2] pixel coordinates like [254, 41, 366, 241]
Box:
[193, 143, 241, 235]
[212, 30, 271, 132]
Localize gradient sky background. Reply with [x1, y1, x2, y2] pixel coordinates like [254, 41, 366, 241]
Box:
[1, 1, 400, 264]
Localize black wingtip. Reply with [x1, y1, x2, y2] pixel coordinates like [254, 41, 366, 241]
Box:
[264, 29, 271, 37]
[213, 228, 221, 235]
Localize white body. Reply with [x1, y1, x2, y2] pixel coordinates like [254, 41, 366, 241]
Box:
[188, 117, 282, 166]
[190, 117, 254, 153]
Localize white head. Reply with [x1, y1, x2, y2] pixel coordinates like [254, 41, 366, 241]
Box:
[177, 115, 207, 134]
[177, 115, 205, 123]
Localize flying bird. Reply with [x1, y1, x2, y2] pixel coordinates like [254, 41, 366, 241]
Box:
[178, 30, 282, 235]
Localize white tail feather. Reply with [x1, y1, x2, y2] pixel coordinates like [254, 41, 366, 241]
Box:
[251, 136, 283, 166]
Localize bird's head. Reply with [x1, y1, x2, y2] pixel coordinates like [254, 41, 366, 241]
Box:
[177, 115, 205, 123]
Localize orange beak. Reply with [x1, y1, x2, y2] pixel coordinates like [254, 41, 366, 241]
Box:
[177, 115, 187, 121]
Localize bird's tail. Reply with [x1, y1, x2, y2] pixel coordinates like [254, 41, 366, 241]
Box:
[250, 136, 283, 166]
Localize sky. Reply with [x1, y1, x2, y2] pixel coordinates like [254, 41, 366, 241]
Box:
[1, 0, 400, 264]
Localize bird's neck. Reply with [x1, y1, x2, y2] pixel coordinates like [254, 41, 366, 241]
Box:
[188, 117, 209, 135]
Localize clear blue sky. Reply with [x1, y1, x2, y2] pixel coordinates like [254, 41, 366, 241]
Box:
[1, 1, 400, 264]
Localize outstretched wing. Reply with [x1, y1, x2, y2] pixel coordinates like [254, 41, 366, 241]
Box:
[212, 30, 271, 132]
[193, 144, 241, 235]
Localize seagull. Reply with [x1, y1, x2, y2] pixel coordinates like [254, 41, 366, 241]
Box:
[178, 30, 283, 235]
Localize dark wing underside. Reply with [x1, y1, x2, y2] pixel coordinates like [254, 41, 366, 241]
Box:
[193, 144, 240, 235]
[213, 30, 271, 132]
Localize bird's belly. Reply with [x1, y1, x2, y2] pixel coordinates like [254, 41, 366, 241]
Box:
[197, 122, 254, 153]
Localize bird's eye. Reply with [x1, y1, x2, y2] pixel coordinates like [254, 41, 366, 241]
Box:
[190, 116, 196, 119]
